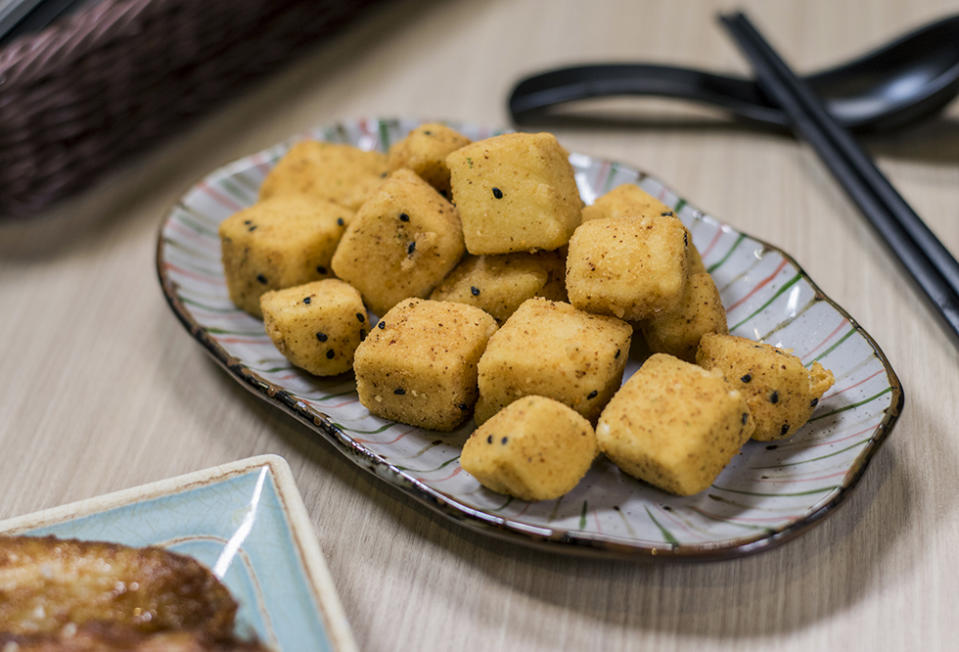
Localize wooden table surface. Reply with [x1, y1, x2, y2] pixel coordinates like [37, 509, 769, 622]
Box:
[2, 0, 958, 649]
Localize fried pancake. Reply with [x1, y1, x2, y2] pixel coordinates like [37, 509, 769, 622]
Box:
[0, 623, 269, 651]
[0, 537, 237, 637]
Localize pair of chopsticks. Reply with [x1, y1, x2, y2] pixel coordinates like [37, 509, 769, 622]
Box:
[719, 11, 959, 344]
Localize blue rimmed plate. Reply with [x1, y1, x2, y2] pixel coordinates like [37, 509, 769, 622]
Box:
[156, 118, 903, 560]
[0, 455, 356, 651]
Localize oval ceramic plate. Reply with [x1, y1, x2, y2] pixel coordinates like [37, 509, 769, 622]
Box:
[157, 118, 903, 560]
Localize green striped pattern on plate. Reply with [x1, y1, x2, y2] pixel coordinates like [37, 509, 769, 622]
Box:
[157, 118, 902, 559]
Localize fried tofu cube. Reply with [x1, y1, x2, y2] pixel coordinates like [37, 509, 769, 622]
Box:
[642, 272, 728, 362]
[475, 298, 632, 424]
[428, 250, 566, 322]
[446, 133, 582, 254]
[566, 215, 688, 320]
[581, 183, 674, 223]
[461, 396, 597, 501]
[387, 123, 471, 196]
[219, 196, 349, 317]
[331, 169, 465, 316]
[259, 141, 388, 212]
[353, 298, 497, 431]
[260, 279, 367, 376]
[597, 353, 755, 496]
[581, 184, 705, 273]
[696, 333, 835, 441]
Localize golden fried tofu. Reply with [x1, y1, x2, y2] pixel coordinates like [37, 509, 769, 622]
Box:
[260, 278, 368, 376]
[259, 141, 388, 211]
[331, 169, 465, 316]
[218, 195, 349, 318]
[461, 395, 597, 501]
[475, 298, 632, 424]
[447, 133, 582, 254]
[353, 298, 498, 431]
[597, 353, 754, 495]
[387, 123, 471, 196]
[641, 272, 728, 362]
[429, 250, 566, 322]
[696, 333, 835, 441]
[581, 184, 705, 273]
[566, 215, 689, 320]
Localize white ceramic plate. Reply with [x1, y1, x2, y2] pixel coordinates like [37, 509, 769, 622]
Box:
[0, 455, 357, 651]
[156, 118, 902, 560]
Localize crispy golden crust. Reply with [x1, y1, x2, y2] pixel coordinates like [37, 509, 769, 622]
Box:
[0, 623, 269, 651]
[0, 537, 237, 638]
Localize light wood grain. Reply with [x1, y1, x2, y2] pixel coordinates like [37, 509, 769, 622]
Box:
[2, 0, 958, 650]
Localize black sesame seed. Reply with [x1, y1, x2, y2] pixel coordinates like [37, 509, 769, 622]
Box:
[741, 412, 748, 425]
[356, 312, 365, 323]
[315, 332, 328, 342]
[810, 397, 819, 407]
[458, 403, 468, 411]
[380, 172, 388, 178]
[615, 349, 621, 359]
[394, 388, 406, 395]
[766, 444, 779, 450]
[501, 436, 508, 444]
[683, 231, 687, 246]
[407, 241, 416, 255]
[423, 130, 433, 135]
[399, 212, 410, 222]
[256, 274, 268, 284]
[303, 297, 311, 304]
[741, 374, 752, 383]
[316, 266, 327, 275]
[612, 505, 621, 511]
[661, 211, 674, 216]
[486, 435, 493, 444]
[470, 286, 480, 296]
[587, 390, 598, 400]
[770, 391, 779, 404]
[377, 321, 386, 330]
[780, 423, 790, 435]
[248, 225, 258, 232]
[492, 187, 503, 199]
[326, 349, 335, 359]
[243, 219, 252, 225]
[662, 505, 673, 511]
[337, 217, 345, 226]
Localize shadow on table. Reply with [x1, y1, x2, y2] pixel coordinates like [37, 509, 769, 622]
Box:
[420, 446, 916, 641]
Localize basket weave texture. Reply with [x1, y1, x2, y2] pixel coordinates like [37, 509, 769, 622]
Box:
[0, 0, 380, 218]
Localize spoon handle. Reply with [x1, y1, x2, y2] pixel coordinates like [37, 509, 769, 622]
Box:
[509, 63, 790, 128]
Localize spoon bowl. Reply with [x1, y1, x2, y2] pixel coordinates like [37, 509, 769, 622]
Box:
[509, 14, 959, 133]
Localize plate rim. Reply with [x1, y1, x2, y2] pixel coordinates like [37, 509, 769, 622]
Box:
[155, 118, 904, 561]
[0, 454, 358, 651]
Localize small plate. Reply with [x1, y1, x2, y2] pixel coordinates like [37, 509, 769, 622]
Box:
[156, 118, 903, 560]
[0, 455, 357, 651]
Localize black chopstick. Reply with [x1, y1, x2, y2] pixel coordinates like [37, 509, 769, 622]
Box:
[718, 11, 959, 344]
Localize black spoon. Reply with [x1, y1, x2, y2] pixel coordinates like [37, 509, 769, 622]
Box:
[509, 14, 959, 133]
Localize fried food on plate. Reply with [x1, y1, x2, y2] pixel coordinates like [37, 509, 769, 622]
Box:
[0, 536, 236, 637]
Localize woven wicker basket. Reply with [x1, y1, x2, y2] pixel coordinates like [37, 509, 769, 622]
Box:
[0, 0, 381, 218]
